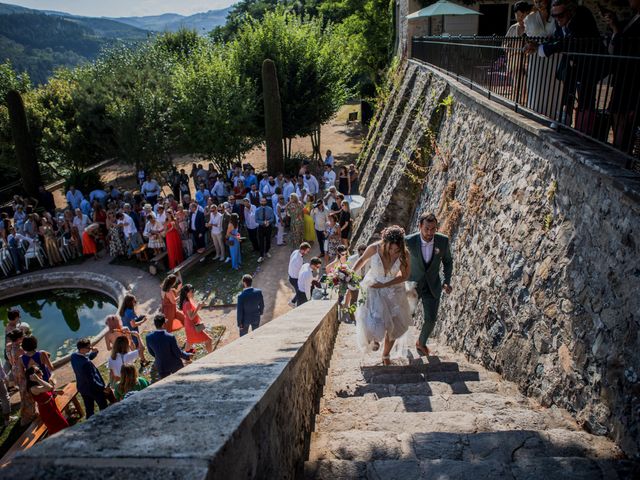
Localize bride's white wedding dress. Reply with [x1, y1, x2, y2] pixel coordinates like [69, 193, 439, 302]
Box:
[355, 248, 412, 357]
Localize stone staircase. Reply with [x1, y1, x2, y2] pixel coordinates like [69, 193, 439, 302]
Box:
[304, 323, 636, 479]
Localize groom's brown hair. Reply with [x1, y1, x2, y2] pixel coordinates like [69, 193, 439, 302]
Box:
[419, 212, 438, 225]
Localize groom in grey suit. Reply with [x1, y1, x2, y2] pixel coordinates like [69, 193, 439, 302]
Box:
[405, 212, 453, 356]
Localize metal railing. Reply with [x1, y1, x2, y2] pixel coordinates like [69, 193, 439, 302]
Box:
[411, 35, 640, 171]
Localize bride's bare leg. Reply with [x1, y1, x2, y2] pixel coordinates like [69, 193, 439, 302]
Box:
[382, 333, 395, 365]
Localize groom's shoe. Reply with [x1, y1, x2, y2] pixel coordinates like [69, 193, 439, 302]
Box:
[416, 343, 429, 357]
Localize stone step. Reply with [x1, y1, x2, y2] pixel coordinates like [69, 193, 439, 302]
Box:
[308, 429, 624, 463]
[314, 409, 578, 434]
[326, 369, 500, 393]
[322, 379, 518, 400]
[326, 361, 485, 379]
[303, 458, 636, 480]
[319, 392, 531, 415]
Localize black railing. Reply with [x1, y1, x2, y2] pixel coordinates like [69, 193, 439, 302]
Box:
[411, 35, 640, 171]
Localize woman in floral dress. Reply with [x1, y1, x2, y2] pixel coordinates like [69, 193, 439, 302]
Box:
[106, 211, 127, 257]
[285, 193, 305, 248]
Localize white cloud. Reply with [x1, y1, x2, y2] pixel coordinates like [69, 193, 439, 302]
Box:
[1, 0, 236, 17]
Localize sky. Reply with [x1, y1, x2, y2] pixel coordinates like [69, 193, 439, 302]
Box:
[2, 1, 236, 17]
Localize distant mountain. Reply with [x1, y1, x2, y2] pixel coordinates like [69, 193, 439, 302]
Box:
[0, 3, 148, 84]
[114, 7, 232, 33]
[109, 13, 185, 32]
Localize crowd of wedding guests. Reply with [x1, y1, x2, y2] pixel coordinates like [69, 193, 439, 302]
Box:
[0, 150, 363, 432]
[503, 0, 640, 153]
[0, 150, 360, 277]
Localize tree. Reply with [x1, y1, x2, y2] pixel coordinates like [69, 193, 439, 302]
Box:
[5, 89, 42, 197]
[229, 9, 350, 159]
[173, 45, 256, 172]
[262, 59, 284, 173]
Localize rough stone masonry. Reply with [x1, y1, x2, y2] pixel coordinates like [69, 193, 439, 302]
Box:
[353, 60, 640, 458]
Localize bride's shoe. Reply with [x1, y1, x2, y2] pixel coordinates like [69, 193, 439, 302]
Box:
[372, 341, 380, 351]
[382, 355, 391, 366]
[415, 343, 430, 357]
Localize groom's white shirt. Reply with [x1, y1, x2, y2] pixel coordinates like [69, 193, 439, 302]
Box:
[420, 234, 434, 264]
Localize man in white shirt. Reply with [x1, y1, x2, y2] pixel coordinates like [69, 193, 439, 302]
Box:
[322, 165, 336, 191]
[311, 200, 329, 257]
[73, 209, 89, 233]
[155, 205, 167, 227]
[282, 176, 295, 201]
[211, 176, 226, 203]
[296, 257, 322, 306]
[206, 205, 225, 261]
[287, 242, 311, 307]
[303, 172, 320, 196]
[66, 186, 84, 210]
[242, 199, 260, 253]
[141, 176, 161, 206]
[116, 212, 140, 253]
[324, 149, 335, 167]
[261, 176, 277, 201]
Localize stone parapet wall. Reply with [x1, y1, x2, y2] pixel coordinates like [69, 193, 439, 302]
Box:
[3, 300, 339, 479]
[354, 60, 640, 457]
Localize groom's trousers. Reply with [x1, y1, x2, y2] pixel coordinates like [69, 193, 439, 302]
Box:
[419, 292, 440, 347]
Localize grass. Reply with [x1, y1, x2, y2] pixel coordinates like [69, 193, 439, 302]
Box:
[184, 243, 261, 306]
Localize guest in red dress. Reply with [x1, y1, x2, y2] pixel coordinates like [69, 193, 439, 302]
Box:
[26, 366, 69, 435]
[178, 284, 213, 353]
[161, 274, 185, 332]
[164, 211, 184, 269]
[82, 224, 100, 258]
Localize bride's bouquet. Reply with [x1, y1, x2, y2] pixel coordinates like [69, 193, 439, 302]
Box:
[323, 265, 364, 318]
[329, 265, 361, 292]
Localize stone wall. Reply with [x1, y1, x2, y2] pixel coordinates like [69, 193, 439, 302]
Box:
[354, 60, 640, 457]
[3, 300, 339, 479]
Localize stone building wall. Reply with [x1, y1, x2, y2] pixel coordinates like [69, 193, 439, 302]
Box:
[354, 60, 640, 457]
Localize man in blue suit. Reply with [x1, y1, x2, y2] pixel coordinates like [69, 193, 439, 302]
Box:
[70, 338, 109, 418]
[237, 275, 264, 336]
[146, 315, 193, 379]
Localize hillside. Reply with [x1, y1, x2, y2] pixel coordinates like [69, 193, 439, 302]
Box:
[0, 5, 148, 84]
[114, 7, 232, 33]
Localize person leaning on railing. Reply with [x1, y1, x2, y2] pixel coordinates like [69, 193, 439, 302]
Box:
[604, 0, 640, 154]
[524, 0, 603, 131]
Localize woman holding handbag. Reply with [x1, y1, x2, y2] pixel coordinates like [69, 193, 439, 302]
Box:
[178, 284, 213, 353]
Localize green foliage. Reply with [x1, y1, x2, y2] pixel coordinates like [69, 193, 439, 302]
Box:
[212, 0, 391, 92]
[438, 94, 454, 116]
[173, 44, 256, 172]
[229, 9, 350, 144]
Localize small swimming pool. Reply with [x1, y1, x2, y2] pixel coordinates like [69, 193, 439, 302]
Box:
[1, 288, 117, 361]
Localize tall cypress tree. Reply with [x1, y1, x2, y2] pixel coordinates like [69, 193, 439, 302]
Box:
[6, 89, 42, 197]
[262, 59, 284, 173]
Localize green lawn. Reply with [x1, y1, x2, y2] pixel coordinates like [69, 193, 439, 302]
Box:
[183, 243, 260, 306]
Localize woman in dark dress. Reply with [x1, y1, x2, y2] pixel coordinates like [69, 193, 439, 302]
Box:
[348, 164, 359, 195]
[338, 166, 350, 196]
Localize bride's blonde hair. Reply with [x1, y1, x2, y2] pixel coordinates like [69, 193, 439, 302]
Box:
[380, 225, 408, 271]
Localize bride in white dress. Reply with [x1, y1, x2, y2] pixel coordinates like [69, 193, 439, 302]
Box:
[353, 225, 412, 365]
